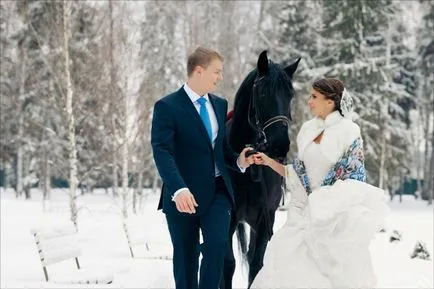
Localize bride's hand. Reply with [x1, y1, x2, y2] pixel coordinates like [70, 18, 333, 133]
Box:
[254, 152, 286, 177]
[253, 152, 272, 166]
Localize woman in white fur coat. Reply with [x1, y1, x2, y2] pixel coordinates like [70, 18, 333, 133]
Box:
[250, 78, 389, 288]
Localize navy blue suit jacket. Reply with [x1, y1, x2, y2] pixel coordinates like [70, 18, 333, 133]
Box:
[151, 87, 240, 216]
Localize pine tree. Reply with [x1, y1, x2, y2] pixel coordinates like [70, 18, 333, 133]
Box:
[0, 2, 16, 187]
[10, 0, 58, 198]
[267, 0, 325, 155]
[320, 0, 411, 188]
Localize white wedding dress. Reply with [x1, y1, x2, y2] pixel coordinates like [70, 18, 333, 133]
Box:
[251, 142, 389, 289]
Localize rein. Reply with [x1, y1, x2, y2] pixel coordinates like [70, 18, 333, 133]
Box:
[247, 75, 290, 156]
[246, 74, 291, 240]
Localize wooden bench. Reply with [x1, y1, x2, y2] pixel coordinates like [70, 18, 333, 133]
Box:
[31, 223, 114, 284]
[122, 220, 172, 260]
[122, 220, 150, 258]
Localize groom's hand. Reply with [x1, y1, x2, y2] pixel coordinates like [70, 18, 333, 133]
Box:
[174, 190, 198, 214]
[238, 147, 255, 169]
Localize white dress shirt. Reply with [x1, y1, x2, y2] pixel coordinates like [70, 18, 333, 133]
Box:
[183, 83, 220, 152]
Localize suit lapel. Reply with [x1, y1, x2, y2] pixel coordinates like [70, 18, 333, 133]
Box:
[178, 87, 213, 148]
[208, 94, 223, 138]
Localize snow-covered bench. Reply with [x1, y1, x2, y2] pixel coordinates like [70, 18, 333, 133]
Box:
[122, 220, 150, 258]
[31, 223, 114, 284]
[122, 219, 172, 260]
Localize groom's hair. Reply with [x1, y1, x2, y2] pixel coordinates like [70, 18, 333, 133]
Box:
[187, 47, 223, 77]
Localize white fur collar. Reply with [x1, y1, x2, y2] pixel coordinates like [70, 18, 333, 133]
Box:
[296, 111, 361, 164]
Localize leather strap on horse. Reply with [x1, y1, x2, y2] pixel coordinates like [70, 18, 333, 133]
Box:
[257, 167, 273, 241]
[263, 116, 290, 131]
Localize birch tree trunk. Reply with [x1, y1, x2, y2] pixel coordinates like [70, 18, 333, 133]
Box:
[133, 170, 143, 214]
[109, 0, 119, 198]
[4, 163, 10, 189]
[415, 70, 426, 197]
[422, 96, 430, 200]
[112, 156, 118, 197]
[414, 121, 424, 198]
[41, 152, 51, 212]
[16, 114, 23, 198]
[428, 95, 434, 205]
[429, 135, 433, 205]
[379, 17, 391, 191]
[121, 77, 129, 219]
[42, 152, 50, 200]
[63, 0, 78, 227]
[379, 134, 386, 189]
[16, 49, 26, 198]
[23, 155, 31, 199]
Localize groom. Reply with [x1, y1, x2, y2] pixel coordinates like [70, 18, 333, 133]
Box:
[151, 47, 253, 289]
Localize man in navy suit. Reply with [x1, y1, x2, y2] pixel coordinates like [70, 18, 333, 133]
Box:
[151, 47, 253, 289]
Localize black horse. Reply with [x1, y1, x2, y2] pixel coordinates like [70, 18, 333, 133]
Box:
[221, 51, 300, 289]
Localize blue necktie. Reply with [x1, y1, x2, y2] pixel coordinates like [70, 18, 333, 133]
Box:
[197, 97, 212, 142]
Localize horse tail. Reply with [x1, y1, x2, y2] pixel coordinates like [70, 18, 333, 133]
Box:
[236, 222, 248, 258]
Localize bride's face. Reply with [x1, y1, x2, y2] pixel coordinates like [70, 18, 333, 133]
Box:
[308, 89, 334, 119]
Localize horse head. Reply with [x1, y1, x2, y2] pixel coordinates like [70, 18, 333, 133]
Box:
[246, 51, 300, 162]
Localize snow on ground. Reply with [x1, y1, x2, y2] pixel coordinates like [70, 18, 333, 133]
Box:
[1, 187, 433, 288]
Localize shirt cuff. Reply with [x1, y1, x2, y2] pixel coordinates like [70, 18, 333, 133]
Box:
[237, 157, 246, 173]
[172, 187, 188, 202]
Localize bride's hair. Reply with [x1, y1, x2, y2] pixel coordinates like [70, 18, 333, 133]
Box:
[312, 78, 345, 116]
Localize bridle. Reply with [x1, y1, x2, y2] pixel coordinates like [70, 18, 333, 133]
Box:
[247, 75, 291, 156]
[247, 73, 292, 240]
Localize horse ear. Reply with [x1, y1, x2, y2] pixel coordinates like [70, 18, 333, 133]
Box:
[284, 57, 301, 78]
[257, 50, 269, 75]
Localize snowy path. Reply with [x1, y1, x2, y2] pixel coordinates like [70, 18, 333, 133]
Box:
[1, 188, 432, 288]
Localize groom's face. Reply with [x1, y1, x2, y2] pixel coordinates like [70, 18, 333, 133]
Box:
[197, 58, 223, 93]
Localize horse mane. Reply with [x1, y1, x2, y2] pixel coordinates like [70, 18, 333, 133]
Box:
[232, 69, 257, 114]
[228, 70, 257, 150]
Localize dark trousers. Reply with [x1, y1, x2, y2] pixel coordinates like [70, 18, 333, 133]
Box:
[166, 177, 231, 289]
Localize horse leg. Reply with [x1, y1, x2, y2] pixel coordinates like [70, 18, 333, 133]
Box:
[247, 213, 276, 288]
[220, 215, 238, 289]
[246, 227, 257, 266]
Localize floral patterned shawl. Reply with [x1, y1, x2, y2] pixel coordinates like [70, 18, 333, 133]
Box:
[292, 137, 366, 195]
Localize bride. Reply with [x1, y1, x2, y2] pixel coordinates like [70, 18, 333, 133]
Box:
[250, 78, 389, 288]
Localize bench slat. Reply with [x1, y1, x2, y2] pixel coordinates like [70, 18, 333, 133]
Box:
[40, 246, 81, 266]
[128, 235, 148, 246]
[124, 224, 149, 246]
[31, 225, 77, 240]
[31, 223, 114, 284]
[35, 234, 80, 253]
